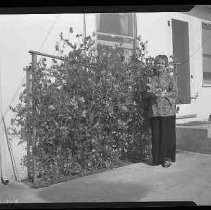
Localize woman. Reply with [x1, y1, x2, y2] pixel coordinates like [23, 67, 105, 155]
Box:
[144, 55, 178, 167]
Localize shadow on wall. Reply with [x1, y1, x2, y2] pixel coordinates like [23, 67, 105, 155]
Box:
[4, 139, 27, 181]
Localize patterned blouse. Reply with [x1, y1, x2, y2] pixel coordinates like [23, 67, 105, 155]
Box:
[144, 69, 178, 118]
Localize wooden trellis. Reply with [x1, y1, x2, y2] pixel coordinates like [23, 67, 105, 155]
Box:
[26, 50, 64, 186]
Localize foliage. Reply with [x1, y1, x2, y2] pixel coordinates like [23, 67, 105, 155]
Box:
[9, 28, 175, 187]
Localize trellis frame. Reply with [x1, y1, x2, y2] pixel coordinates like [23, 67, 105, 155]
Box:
[26, 50, 64, 186]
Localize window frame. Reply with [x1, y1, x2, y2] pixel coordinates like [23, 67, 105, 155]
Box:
[202, 21, 211, 87]
[95, 13, 137, 49]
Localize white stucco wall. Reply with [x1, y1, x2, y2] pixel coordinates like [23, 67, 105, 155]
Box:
[185, 7, 211, 121]
[136, 12, 172, 57]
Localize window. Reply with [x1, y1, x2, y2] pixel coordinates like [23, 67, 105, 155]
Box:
[202, 23, 211, 85]
[96, 13, 136, 49]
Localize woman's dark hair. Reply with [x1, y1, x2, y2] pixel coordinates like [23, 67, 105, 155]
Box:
[154, 55, 168, 67]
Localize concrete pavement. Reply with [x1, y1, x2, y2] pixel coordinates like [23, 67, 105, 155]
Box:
[1, 150, 211, 205]
[0, 181, 45, 203]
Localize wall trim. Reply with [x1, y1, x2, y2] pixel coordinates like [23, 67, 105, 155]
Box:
[176, 114, 197, 119]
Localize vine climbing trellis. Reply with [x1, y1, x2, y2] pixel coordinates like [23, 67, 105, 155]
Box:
[27, 50, 65, 186]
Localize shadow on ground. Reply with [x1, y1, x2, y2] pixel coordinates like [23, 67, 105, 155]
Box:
[38, 180, 151, 202]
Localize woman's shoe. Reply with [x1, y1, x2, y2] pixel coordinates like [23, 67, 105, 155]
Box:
[161, 159, 171, 168]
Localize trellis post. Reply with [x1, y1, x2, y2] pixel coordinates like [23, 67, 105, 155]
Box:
[31, 52, 38, 185]
[26, 50, 64, 186]
[26, 64, 32, 180]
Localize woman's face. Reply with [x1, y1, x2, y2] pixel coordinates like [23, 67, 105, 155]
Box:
[155, 58, 166, 73]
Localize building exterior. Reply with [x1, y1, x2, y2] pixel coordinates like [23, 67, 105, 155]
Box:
[81, 6, 211, 123]
[2, 6, 211, 180]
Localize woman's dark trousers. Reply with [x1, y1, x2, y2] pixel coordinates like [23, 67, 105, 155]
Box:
[149, 116, 176, 165]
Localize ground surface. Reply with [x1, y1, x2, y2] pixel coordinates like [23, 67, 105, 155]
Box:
[0, 181, 45, 203]
[1, 150, 211, 205]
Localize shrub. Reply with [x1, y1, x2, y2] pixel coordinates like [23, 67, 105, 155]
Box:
[9, 29, 165, 187]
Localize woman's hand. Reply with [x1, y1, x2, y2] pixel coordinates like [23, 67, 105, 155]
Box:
[155, 90, 167, 98]
[146, 83, 168, 98]
[160, 92, 166, 97]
